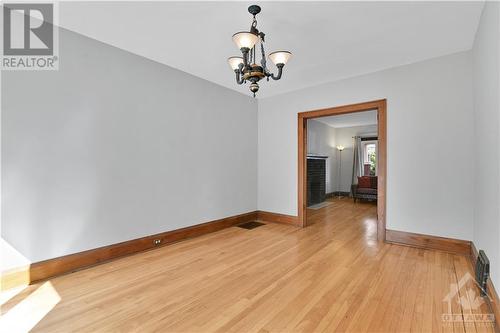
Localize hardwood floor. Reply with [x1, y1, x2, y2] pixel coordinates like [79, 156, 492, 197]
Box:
[1, 198, 496, 332]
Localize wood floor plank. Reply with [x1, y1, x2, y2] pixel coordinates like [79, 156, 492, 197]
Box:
[0, 197, 487, 332]
[454, 255, 496, 333]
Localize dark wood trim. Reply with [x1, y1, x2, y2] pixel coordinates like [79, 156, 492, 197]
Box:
[377, 100, 387, 241]
[256, 210, 300, 226]
[298, 100, 386, 119]
[470, 242, 500, 329]
[298, 99, 387, 241]
[385, 229, 471, 255]
[298, 114, 307, 228]
[1, 211, 258, 288]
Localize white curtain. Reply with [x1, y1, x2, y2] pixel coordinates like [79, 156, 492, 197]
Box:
[351, 136, 363, 185]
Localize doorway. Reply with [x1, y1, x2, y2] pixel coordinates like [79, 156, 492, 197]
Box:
[297, 99, 386, 241]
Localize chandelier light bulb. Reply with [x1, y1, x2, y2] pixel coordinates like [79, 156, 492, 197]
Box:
[268, 51, 292, 65]
[228, 57, 244, 71]
[232, 32, 259, 50]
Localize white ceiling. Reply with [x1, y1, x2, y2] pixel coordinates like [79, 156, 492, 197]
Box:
[58, 1, 484, 98]
[315, 110, 377, 128]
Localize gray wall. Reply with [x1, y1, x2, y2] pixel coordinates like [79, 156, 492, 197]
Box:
[333, 124, 377, 192]
[472, 2, 500, 290]
[258, 51, 474, 241]
[306, 121, 377, 194]
[306, 120, 336, 193]
[1, 28, 257, 263]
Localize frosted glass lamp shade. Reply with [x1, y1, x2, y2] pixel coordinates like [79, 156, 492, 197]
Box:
[268, 51, 292, 65]
[228, 57, 244, 70]
[232, 32, 259, 50]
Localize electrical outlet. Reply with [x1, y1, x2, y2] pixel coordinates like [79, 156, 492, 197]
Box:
[153, 239, 161, 246]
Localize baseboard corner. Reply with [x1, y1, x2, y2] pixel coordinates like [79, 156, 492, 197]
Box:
[256, 210, 300, 226]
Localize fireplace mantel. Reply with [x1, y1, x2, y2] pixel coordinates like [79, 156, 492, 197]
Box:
[307, 155, 328, 159]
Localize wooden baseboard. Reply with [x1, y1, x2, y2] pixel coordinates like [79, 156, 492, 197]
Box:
[470, 242, 500, 330]
[256, 210, 300, 226]
[1, 211, 258, 289]
[385, 229, 471, 255]
[326, 192, 350, 198]
[387, 231, 499, 327]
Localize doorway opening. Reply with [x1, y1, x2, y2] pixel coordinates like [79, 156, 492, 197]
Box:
[297, 100, 386, 241]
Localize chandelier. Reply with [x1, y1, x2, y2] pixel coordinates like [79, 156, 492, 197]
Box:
[228, 5, 292, 97]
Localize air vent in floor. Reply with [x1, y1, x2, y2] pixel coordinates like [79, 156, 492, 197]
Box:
[237, 221, 265, 230]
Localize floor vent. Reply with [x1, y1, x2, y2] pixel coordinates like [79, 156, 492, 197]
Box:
[237, 221, 265, 230]
[475, 250, 490, 296]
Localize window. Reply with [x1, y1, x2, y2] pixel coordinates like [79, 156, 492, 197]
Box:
[362, 141, 377, 176]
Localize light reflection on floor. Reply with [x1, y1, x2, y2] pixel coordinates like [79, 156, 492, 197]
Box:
[308, 197, 378, 252]
[363, 217, 378, 248]
[0, 282, 61, 332]
[0, 285, 27, 308]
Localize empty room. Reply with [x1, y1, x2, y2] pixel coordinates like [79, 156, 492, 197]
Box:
[1, 1, 499, 332]
[305, 110, 379, 244]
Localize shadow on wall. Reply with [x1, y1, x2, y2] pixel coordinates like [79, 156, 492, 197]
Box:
[1, 238, 31, 291]
[0, 238, 31, 272]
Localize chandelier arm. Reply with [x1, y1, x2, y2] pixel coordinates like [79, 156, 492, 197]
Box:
[270, 64, 284, 80]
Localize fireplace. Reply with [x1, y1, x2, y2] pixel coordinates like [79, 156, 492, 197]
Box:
[307, 156, 327, 206]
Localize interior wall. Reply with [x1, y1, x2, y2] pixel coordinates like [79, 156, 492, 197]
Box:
[472, 2, 500, 290]
[306, 121, 378, 195]
[1, 28, 258, 265]
[333, 124, 377, 192]
[306, 120, 336, 193]
[258, 51, 474, 240]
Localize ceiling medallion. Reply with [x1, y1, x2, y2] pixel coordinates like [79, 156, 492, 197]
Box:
[228, 5, 292, 97]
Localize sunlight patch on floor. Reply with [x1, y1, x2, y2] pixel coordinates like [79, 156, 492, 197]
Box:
[0, 282, 60, 332]
[0, 285, 27, 307]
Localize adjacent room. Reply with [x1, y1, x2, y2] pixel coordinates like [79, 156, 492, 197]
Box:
[306, 110, 379, 240]
[1, 1, 499, 332]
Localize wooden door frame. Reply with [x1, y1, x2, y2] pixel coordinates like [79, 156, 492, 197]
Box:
[298, 99, 387, 242]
